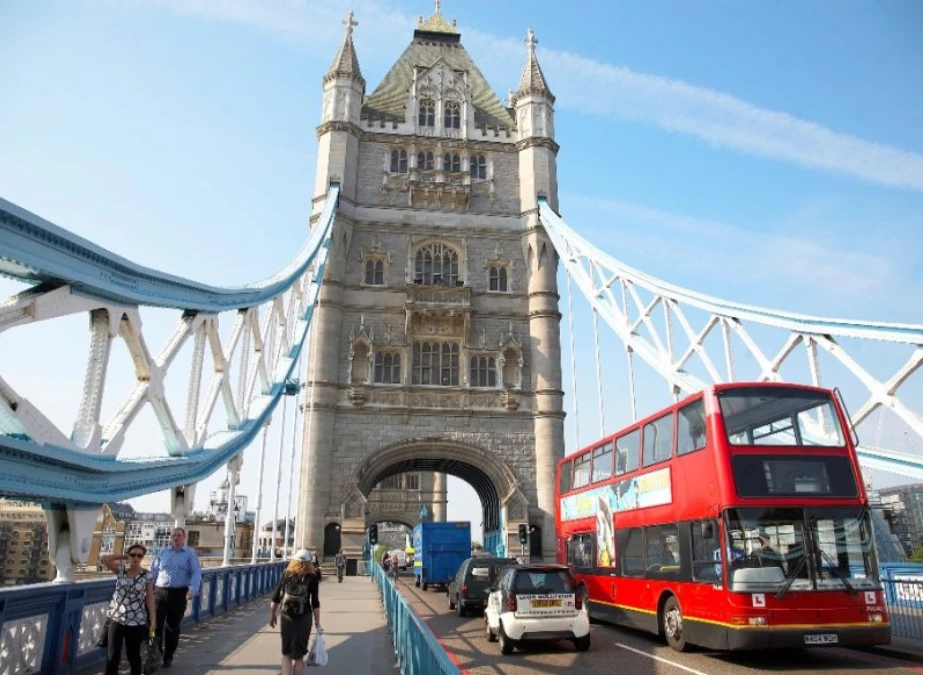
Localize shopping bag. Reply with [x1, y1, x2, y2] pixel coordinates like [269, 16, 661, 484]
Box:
[142, 638, 162, 674]
[306, 632, 328, 667]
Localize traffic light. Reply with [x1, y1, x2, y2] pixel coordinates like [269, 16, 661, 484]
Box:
[368, 523, 378, 545]
[518, 524, 528, 545]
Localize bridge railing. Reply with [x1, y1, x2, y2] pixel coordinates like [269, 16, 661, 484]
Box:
[370, 562, 459, 675]
[881, 575, 923, 641]
[0, 561, 286, 675]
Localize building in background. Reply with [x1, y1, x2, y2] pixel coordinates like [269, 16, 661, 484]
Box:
[0, 498, 54, 586]
[878, 483, 924, 557]
[88, 502, 135, 569]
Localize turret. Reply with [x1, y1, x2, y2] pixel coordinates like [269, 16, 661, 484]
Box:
[515, 28, 563, 560]
[314, 11, 365, 199]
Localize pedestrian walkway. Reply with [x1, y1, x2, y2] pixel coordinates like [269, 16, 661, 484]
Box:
[83, 575, 398, 674]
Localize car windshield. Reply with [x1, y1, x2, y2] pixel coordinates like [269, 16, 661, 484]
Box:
[723, 507, 878, 594]
[513, 569, 575, 594]
[718, 387, 845, 447]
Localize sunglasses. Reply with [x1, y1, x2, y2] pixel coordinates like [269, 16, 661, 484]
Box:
[128, 553, 144, 559]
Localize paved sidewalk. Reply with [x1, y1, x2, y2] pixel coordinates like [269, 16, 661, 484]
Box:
[863, 634, 923, 663]
[85, 575, 398, 674]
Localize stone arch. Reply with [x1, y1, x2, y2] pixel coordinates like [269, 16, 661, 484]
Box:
[351, 437, 527, 532]
[368, 513, 416, 530]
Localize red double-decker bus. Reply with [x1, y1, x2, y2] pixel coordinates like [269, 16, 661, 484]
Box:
[555, 382, 891, 651]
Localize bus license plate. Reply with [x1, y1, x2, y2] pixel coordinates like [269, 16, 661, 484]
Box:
[804, 634, 838, 645]
[531, 598, 562, 608]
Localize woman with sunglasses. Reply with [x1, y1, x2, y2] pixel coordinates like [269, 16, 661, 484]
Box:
[101, 545, 157, 675]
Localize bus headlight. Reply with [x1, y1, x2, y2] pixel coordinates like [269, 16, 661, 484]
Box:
[867, 613, 884, 623]
[747, 617, 767, 626]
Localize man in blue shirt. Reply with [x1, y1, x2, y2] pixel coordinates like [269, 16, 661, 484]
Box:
[149, 527, 202, 668]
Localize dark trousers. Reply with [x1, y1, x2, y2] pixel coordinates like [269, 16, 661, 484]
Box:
[105, 622, 148, 675]
[154, 586, 188, 662]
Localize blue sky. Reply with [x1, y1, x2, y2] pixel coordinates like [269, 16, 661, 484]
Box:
[0, 1, 921, 537]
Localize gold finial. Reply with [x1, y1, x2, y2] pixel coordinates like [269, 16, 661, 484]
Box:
[525, 28, 538, 52]
[417, 0, 457, 33]
[343, 10, 358, 38]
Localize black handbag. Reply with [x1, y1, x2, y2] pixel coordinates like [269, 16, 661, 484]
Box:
[142, 637, 162, 674]
[97, 619, 112, 649]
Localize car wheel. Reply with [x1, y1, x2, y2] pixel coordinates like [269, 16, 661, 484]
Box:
[662, 596, 688, 652]
[574, 633, 591, 652]
[581, 587, 599, 624]
[456, 597, 466, 617]
[448, 592, 456, 610]
[499, 623, 515, 655]
[485, 617, 497, 643]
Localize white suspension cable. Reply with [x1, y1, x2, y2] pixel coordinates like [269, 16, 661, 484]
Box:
[565, 274, 580, 452]
[270, 396, 288, 562]
[251, 422, 270, 564]
[592, 308, 605, 439]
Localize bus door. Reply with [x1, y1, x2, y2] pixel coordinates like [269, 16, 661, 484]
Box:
[685, 519, 725, 625]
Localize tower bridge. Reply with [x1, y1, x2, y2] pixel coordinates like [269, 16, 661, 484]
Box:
[0, 5, 920, 673]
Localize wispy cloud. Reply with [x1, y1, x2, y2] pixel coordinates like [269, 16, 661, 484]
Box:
[146, 0, 922, 190]
[564, 193, 901, 298]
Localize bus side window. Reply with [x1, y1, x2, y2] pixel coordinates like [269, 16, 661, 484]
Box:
[678, 399, 707, 455]
[572, 452, 591, 489]
[644, 524, 681, 580]
[616, 429, 640, 475]
[643, 413, 674, 467]
[568, 532, 595, 569]
[620, 527, 645, 577]
[691, 519, 720, 583]
[559, 461, 572, 494]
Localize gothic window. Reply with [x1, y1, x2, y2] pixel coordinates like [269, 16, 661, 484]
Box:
[404, 473, 420, 490]
[443, 152, 461, 172]
[412, 341, 460, 386]
[418, 99, 435, 127]
[390, 149, 408, 173]
[444, 101, 461, 129]
[378, 475, 401, 490]
[416, 150, 435, 171]
[470, 355, 497, 388]
[470, 154, 487, 179]
[414, 242, 460, 286]
[374, 351, 401, 384]
[488, 265, 508, 292]
[364, 259, 384, 285]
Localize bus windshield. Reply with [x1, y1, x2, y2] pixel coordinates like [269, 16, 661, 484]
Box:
[718, 387, 845, 447]
[724, 507, 878, 593]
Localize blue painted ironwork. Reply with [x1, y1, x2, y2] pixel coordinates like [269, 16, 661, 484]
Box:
[370, 561, 459, 675]
[0, 561, 285, 675]
[0, 185, 340, 506]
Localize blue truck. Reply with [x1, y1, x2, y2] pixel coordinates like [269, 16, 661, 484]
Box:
[412, 521, 471, 591]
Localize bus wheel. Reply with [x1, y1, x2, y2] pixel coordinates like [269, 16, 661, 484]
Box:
[662, 596, 688, 652]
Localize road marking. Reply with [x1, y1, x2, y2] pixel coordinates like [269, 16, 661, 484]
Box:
[614, 643, 712, 675]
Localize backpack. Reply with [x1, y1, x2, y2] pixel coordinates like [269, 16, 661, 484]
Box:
[280, 573, 311, 617]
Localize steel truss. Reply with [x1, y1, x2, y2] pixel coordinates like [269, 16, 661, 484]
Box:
[539, 199, 923, 479]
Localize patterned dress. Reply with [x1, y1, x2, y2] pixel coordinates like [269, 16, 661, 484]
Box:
[107, 567, 151, 626]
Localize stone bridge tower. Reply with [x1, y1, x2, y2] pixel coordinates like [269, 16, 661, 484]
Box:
[297, 7, 564, 560]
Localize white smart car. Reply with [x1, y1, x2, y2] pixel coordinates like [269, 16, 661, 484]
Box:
[484, 564, 590, 654]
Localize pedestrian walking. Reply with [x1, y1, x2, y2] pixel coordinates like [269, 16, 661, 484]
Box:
[100, 545, 157, 675]
[149, 527, 202, 669]
[269, 549, 322, 675]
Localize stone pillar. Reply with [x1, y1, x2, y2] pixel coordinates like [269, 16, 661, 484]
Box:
[432, 472, 447, 522]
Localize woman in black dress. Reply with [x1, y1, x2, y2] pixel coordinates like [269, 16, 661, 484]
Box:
[269, 549, 322, 675]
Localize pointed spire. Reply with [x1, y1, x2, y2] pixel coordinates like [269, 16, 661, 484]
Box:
[325, 11, 364, 84]
[514, 28, 554, 103]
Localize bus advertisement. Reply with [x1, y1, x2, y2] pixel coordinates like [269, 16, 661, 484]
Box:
[555, 382, 891, 651]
